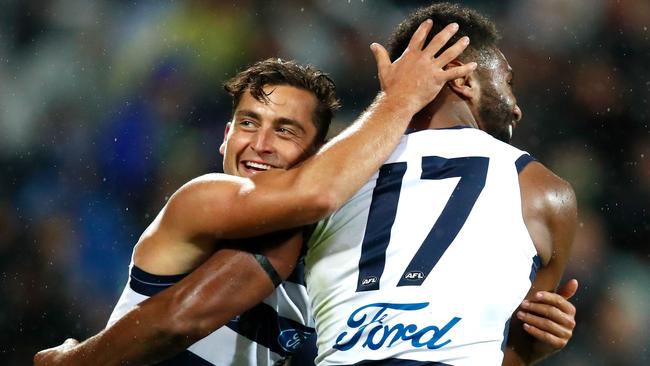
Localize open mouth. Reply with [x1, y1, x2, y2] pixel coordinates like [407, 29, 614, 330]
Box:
[242, 160, 275, 173]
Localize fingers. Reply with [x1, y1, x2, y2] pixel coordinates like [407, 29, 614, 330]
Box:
[556, 278, 579, 299]
[423, 22, 460, 57]
[518, 300, 575, 329]
[528, 291, 577, 317]
[441, 61, 477, 81]
[521, 298, 576, 328]
[435, 36, 470, 67]
[370, 42, 391, 77]
[407, 19, 433, 51]
[521, 322, 569, 349]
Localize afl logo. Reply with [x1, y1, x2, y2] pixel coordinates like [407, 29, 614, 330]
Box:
[278, 329, 310, 353]
[361, 276, 378, 286]
[404, 271, 425, 280]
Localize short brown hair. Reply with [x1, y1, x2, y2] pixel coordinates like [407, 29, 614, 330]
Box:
[224, 58, 340, 145]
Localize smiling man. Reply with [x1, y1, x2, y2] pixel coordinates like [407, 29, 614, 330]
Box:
[117, 59, 337, 365]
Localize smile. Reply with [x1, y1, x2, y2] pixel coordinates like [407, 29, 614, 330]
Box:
[243, 161, 274, 171]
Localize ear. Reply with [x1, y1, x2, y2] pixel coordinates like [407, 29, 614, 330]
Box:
[445, 60, 479, 101]
[219, 122, 232, 155]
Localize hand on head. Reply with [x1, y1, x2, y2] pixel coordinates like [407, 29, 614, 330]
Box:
[370, 20, 477, 114]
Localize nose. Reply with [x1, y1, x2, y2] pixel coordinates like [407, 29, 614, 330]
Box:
[251, 128, 275, 154]
[513, 104, 523, 122]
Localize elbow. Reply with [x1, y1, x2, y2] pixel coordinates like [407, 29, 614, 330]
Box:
[305, 188, 339, 221]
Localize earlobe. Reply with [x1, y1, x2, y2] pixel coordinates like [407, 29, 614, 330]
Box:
[219, 122, 232, 155]
[447, 74, 474, 100]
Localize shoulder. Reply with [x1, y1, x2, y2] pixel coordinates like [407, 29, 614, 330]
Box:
[162, 173, 254, 227]
[518, 161, 577, 265]
[519, 161, 577, 216]
[179, 173, 251, 190]
[170, 173, 253, 202]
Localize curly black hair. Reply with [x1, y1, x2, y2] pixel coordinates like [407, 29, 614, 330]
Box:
[388, 2, 500, 67]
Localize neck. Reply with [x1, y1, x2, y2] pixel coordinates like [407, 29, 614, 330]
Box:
[408, 87, 478, 131]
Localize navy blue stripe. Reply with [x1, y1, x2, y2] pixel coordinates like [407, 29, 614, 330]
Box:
[346, 359, 453, 366]
[436, 125, 471, 130]
[131, 265, 188, 283]
[515, 154, 536, 173]
[356, 162, 408, 292]
[226, 301, 314, 357]
[501, 317, 512, 352]
[128, 266, 187, 297]
[398, 156, 488, 287]
[154, 350, 214, 365]
[529, 255, 541, 283]
[405, 125, 471, 134]
[129, 259, 306, 294]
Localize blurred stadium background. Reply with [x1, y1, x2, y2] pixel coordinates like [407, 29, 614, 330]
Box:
[0, 0, 648, 364]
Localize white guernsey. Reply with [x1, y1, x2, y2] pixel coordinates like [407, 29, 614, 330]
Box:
[306, 127, 538, 365]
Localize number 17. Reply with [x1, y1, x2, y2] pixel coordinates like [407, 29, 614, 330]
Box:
[356, 156, 489, 292]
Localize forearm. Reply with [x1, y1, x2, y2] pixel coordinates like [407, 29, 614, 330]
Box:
[502, 337, 532, 366]
[503, 336, 555, 366]
[55, 299, 183, 366]
[292, 92, 418, 209]
[60, 243, 299, 365]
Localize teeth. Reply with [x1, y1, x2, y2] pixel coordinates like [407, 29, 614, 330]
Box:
[508, 124, 513, 138]
[245, 161, 271, 170]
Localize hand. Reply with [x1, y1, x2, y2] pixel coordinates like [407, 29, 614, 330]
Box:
[34, 338, 79, 366]
[516, 279, 578, 350]
[370, 19, 477, 114]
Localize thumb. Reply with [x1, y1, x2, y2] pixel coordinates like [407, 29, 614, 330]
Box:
[370, 43, 391, 80]
[557, 278, 578, 300]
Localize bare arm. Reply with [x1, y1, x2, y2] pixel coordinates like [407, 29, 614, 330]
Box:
[34, 230, 304, 366]
[503, 162, 578, 365]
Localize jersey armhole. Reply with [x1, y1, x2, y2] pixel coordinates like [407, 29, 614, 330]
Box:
[515, 153, 536, 174]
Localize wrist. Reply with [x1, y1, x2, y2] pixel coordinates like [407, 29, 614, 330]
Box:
[375, 91, 422, 121]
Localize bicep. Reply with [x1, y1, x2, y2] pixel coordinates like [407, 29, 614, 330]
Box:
[163, 172, 328, 240]
[519, 162, 577, 286]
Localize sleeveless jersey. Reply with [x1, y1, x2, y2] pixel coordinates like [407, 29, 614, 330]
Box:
[305, 127, 539, 366]
[108, 259, 314, 366]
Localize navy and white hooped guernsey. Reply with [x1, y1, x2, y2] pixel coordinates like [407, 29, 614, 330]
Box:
[108, 259, 314, 365]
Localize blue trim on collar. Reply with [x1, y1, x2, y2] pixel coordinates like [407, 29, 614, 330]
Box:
[405, 125, 473, 134]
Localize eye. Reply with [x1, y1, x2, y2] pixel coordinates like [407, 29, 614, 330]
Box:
[277, 127, 297, 137]
[238, 120, 257, 129]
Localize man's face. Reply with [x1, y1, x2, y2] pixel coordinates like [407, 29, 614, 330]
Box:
[220, 85, 319, 177]
[475, 49, 523, 143]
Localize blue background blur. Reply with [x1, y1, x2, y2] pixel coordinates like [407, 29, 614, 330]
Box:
[1, 0, 648, 364]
